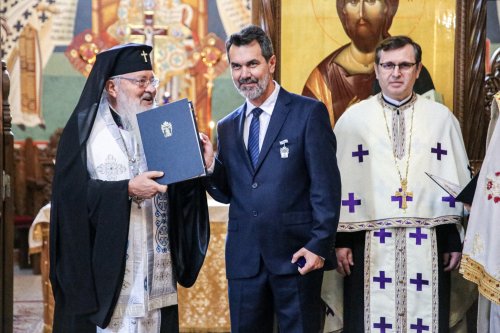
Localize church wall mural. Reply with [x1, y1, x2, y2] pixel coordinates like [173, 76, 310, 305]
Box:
[1, 0, 251, 142]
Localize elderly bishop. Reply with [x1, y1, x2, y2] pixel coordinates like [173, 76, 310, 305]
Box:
[50, 43, 210, 333]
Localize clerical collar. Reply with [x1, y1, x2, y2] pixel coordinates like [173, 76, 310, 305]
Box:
[246, 80, 281, 117]
[109, 106, 124, 129]
[382, 93, 413, 107]
[379, 93, 416, 112]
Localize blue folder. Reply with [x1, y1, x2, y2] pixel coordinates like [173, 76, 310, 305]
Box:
[137, 98, 206, 185]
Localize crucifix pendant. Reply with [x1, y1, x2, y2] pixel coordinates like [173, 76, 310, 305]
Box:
[395, 178, 413, 210]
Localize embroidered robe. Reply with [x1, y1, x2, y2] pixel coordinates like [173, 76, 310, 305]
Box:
[461, 92, 500, 332]
[323, 94, 470, 332]
[87, 103, 176, 333]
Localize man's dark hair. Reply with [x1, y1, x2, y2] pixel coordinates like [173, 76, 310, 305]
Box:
[375, 35, 422, 64]
[225, 25, 274, 62]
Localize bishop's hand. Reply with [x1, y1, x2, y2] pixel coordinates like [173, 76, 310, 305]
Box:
[128, 171, 168, 200]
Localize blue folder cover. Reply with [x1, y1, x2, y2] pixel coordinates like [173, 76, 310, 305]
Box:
[137, 98, 206, 185]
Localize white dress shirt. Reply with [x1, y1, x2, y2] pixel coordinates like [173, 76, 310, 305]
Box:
[207, 81, 281, 173]
[243, 81, 281, 150]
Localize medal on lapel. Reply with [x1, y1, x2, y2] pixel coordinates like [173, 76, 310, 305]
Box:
[280, 139, 289, 158]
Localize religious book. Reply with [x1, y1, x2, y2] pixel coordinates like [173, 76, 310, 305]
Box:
[425, 172, 476, 205]
[137, 98, 206, 185]
[425, 172, 463, 198]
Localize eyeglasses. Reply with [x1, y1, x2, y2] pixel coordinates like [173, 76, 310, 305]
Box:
[114, 76, 160, 88]
[378, 62, 417, 72]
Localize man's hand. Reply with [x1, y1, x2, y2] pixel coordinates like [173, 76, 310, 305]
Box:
[128, 171, 167, 199]
[335, 247, 354, 276]
[199, 132, 214, 170]
[291, 247, 324, 275]
[443, 251, 462, 272]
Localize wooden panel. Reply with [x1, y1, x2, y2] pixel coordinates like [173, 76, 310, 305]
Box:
[454, 0, 489, 164]
[2, 59, 15, 333]
[13, 129, 61, 218]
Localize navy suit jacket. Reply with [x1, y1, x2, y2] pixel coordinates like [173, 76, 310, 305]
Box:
[207, 88, 341, 279]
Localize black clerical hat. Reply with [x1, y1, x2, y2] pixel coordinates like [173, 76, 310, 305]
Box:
[96, 43, 153, 77]
[69, 43, 154, 145]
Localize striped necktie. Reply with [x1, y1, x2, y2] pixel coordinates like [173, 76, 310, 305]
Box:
[247, 107, 263, 168]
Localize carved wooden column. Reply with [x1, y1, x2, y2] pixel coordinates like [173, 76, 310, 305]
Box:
[484, 50, 500, 124]
[1, 59, 14, 333]
[454, 0, 488, 168]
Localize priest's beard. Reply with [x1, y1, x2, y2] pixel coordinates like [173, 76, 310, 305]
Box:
[115, 87, 157, 155]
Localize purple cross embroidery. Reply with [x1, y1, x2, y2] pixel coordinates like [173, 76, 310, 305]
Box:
[391, 188, 413, 209]
[374, 228, 392, 243]
[409, 227, 428, 245]
[39, 12, 49, 23]
[431, 142, 447, 160]
[442, 195, 456, 207]
[342, 193, 361, 213]
[410, 318, 430, 332]
[14, 20, 24, 32]
[373, 271, 392, 289]
[410, 273, 429, 291]
[373, 317, 392, 333]
[352, 144, 369, 163]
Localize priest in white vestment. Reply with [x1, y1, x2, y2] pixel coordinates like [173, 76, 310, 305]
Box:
[324, 36, 471, 333]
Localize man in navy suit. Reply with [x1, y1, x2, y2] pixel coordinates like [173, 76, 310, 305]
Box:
[200, 25, 341, 332]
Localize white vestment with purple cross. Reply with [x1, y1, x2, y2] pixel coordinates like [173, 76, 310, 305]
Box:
[323, 94, 471, 333]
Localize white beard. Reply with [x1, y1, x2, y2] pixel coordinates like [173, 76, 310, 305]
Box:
[114, 86, 157, 157]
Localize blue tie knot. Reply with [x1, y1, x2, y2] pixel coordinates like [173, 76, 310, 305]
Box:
[252, 107, 263, 118]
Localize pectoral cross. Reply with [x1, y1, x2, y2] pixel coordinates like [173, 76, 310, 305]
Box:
[394, 179, 413, 210]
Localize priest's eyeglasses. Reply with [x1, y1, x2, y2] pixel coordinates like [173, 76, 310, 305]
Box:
[378, 62, 417, 72]
[114, 76, 160, 89]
